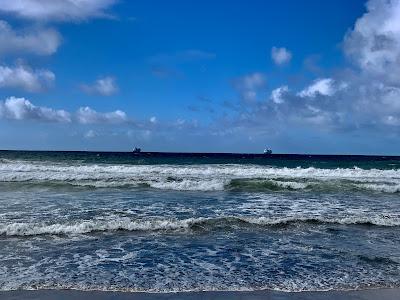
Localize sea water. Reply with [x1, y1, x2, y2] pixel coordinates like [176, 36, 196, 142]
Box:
[0, 150, 399, 292]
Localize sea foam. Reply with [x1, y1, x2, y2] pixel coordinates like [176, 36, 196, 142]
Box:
[1, 214, 400, 236]
[0, 161, 400, 192]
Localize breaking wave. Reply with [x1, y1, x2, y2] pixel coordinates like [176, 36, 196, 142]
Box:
[1, 214, 400, 236]
[1, 160, 400, 192]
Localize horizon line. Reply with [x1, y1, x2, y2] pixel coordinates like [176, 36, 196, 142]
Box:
[0, 149, 399, 158]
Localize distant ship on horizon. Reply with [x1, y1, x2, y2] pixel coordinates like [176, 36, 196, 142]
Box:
[264, 148, 272, 154]
[132, 147, 141, 153]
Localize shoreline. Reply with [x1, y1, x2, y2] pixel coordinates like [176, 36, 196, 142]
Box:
[1, 288, 400, 300]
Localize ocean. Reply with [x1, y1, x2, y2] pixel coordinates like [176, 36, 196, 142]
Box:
[0, 150, 400, 293]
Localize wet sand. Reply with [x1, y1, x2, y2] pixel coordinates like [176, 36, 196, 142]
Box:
[1, 289, 399, 300]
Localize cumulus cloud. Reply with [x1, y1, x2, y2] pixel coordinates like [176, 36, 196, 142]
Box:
[0, 97, 132, 125]
[0, 96, 70, 122]
[297, 78, 336, 98]
[301, 0, 400, 130]
[236, 87, 344, 130]
[228, 1, 400, 133]
[343, 0, 400, 84]
[76, 106, 128, 124]
[278, 0, 400, 130]
[271, 47, 292, 65]
[0, 20, 61, 57]
[270, 86, 289, 104]
[237, 77, 400, 133]
[233, 72, 266, 102]
[0, 0, 118, 22]
[0, 64, 55, 92]
[80, 76, 118, 96]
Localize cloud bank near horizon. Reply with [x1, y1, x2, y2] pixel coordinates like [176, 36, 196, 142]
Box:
[222, 0, 400, 138]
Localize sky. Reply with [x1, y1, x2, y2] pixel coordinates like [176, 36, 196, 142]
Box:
[0, 0, 399, 154]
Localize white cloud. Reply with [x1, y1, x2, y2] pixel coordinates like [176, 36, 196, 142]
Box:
[76, 106, 127, 124]
[234, 73, 265, 90]
[271, 47, 292, 65]
[270, 86, 289, 104]
[0, 20, 61, 56]
[214, 0, 400, 136]
[233, 72, 266, 102]
[150, 116, 157, 124]
[0, 96, 70, 122]
[0, 64, 55, 92]
[344, 0, 400, 84]
[80, 76, 118, 96]
[298, 78, 336, 98]
[0, 98, 132, 125]
[0, 0, 118, 22]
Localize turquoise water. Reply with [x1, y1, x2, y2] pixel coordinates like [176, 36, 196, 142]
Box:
[0, 151, 399, 292]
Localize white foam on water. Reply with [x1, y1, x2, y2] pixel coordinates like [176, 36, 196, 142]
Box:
[0, 217, 202, 236]
[1, 214, 400, 237]
[149, 179, 226, 191]
[358, 183, 400, 193]
[0, 161, 400, 192]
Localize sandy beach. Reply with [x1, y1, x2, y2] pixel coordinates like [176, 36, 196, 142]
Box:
[1, 289, 399, 300]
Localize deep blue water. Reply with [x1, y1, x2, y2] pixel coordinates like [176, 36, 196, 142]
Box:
[0, 151, 399, 292]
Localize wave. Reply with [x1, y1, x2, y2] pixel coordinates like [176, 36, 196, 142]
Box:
[1, 161, 400, 192]
[1, 215, 399, 236]
[2, 177, 400, 193]
[226, 179, 400, 193]
[227, 179, 310, 190]
[357, 183, 400, 193]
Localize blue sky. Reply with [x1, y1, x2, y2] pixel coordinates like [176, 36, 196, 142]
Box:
[0, 0, 399, 154]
